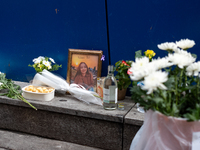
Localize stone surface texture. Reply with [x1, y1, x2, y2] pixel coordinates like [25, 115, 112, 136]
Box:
[0, 81, 145, 150]
[123, 106, 145, 150]
[0, 129, 102, 150]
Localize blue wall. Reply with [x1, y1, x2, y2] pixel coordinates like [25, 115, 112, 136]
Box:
[107, 0, 200, 64]
[1, 0, 200, 82]
[0, 0, 108, 81]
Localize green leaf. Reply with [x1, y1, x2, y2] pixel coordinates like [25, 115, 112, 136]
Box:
[152, 97, 163, 104]
[0, 93, 8, 96]
[161, 90, 167, 99]
[135, 50, 143, 58]
[191, 53, 197, 59]
[164, 76, 175, 90]
[172, 103, 179, 115]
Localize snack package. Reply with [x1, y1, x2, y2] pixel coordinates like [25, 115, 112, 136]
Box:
[97, 77, 105, 102]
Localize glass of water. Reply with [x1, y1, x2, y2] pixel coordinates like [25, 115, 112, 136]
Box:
[136, 103, 145, 113]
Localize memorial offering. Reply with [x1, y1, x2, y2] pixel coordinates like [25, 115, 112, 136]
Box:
[67, 49, 103, 92]
[129, 39, 197, 120]
[0, 72, 36, 110]
[129, 39, 200, 150]
[32, 69, 102, 105]
[22, 85, 55, 101]
[103, 65, 118, 110]
[24, 85, 54, 93]
[114, 60, 132, 100]
[96, 77, 105, 102]
[29, 56, 62, 73]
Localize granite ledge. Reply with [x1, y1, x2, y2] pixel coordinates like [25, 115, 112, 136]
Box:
[125, 106, 145, 126]
[0, 81, 136, 123]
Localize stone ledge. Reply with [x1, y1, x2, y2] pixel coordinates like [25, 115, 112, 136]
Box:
[123, 106, 145, 150]
[125, 106, 144, 126]
[6, 81, 135, 123]
[0, 129, 102, 150]
[0, 81, 144, 150]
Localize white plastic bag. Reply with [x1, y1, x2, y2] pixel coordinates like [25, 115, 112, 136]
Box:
[32, 70, 102, 106]
[130, 110, 200, 150]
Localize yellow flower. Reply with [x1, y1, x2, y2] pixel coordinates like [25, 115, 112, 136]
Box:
[145, 50, 156, 59]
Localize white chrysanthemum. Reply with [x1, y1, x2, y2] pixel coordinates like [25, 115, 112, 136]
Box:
[33, 56, 45, 64]
[129, 73, 144, 81]
[157, 42, 177, 51]
[151, 57, 173, 70]
[129, 62, 157, 81]
[186, 61, 200, 76]
[168, 50, 196, 68]
[146, 62, 159, 73]
[131, 57, 149, 70]
[49, 58, 55, 63]
[173, 47, 182, 53]
[176, 39, 195, 50]
[141, 71, 168, 94]
[129, 57, 151, 81]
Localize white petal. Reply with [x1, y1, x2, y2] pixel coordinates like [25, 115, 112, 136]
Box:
[158, 84, 167, 90]
[147, 89, 153, 95]
[49, 58, 55, 63]
[157, 42, 177, 51]
[176, 39, 195, 50]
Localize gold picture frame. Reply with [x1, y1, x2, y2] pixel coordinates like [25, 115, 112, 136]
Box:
[67, 49, 103, 92]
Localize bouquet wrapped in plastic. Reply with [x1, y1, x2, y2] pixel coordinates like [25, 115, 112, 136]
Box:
[130, 110, 200, 150]
[32, 69, 102, 106]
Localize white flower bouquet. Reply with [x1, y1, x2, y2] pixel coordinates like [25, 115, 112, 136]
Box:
[128, 39, 200, 121]
[29, 56, 62, 73]
[32, 69, 102, 105]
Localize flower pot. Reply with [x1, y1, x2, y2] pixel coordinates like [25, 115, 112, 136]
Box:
[117, 88, 127, 100]
[130, 110, 200, 150]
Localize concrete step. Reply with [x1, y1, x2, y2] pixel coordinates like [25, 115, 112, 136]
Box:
[0, 129, 102, 150]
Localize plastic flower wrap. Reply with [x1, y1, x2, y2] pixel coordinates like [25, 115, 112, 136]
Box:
[29, 56, 62, 73]
[32, 69, 102, 105]
[129, 39, 200, 121]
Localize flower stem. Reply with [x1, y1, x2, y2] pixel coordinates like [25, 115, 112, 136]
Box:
[185, 73, 187, 86]
[197, 77, 200, 102]
[3, 83, 37, 110]
[175, 74, 178, 105]
[179, 69, 184, 88]
[17, 95, 37, 110]
[168, 92, 172, 112]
